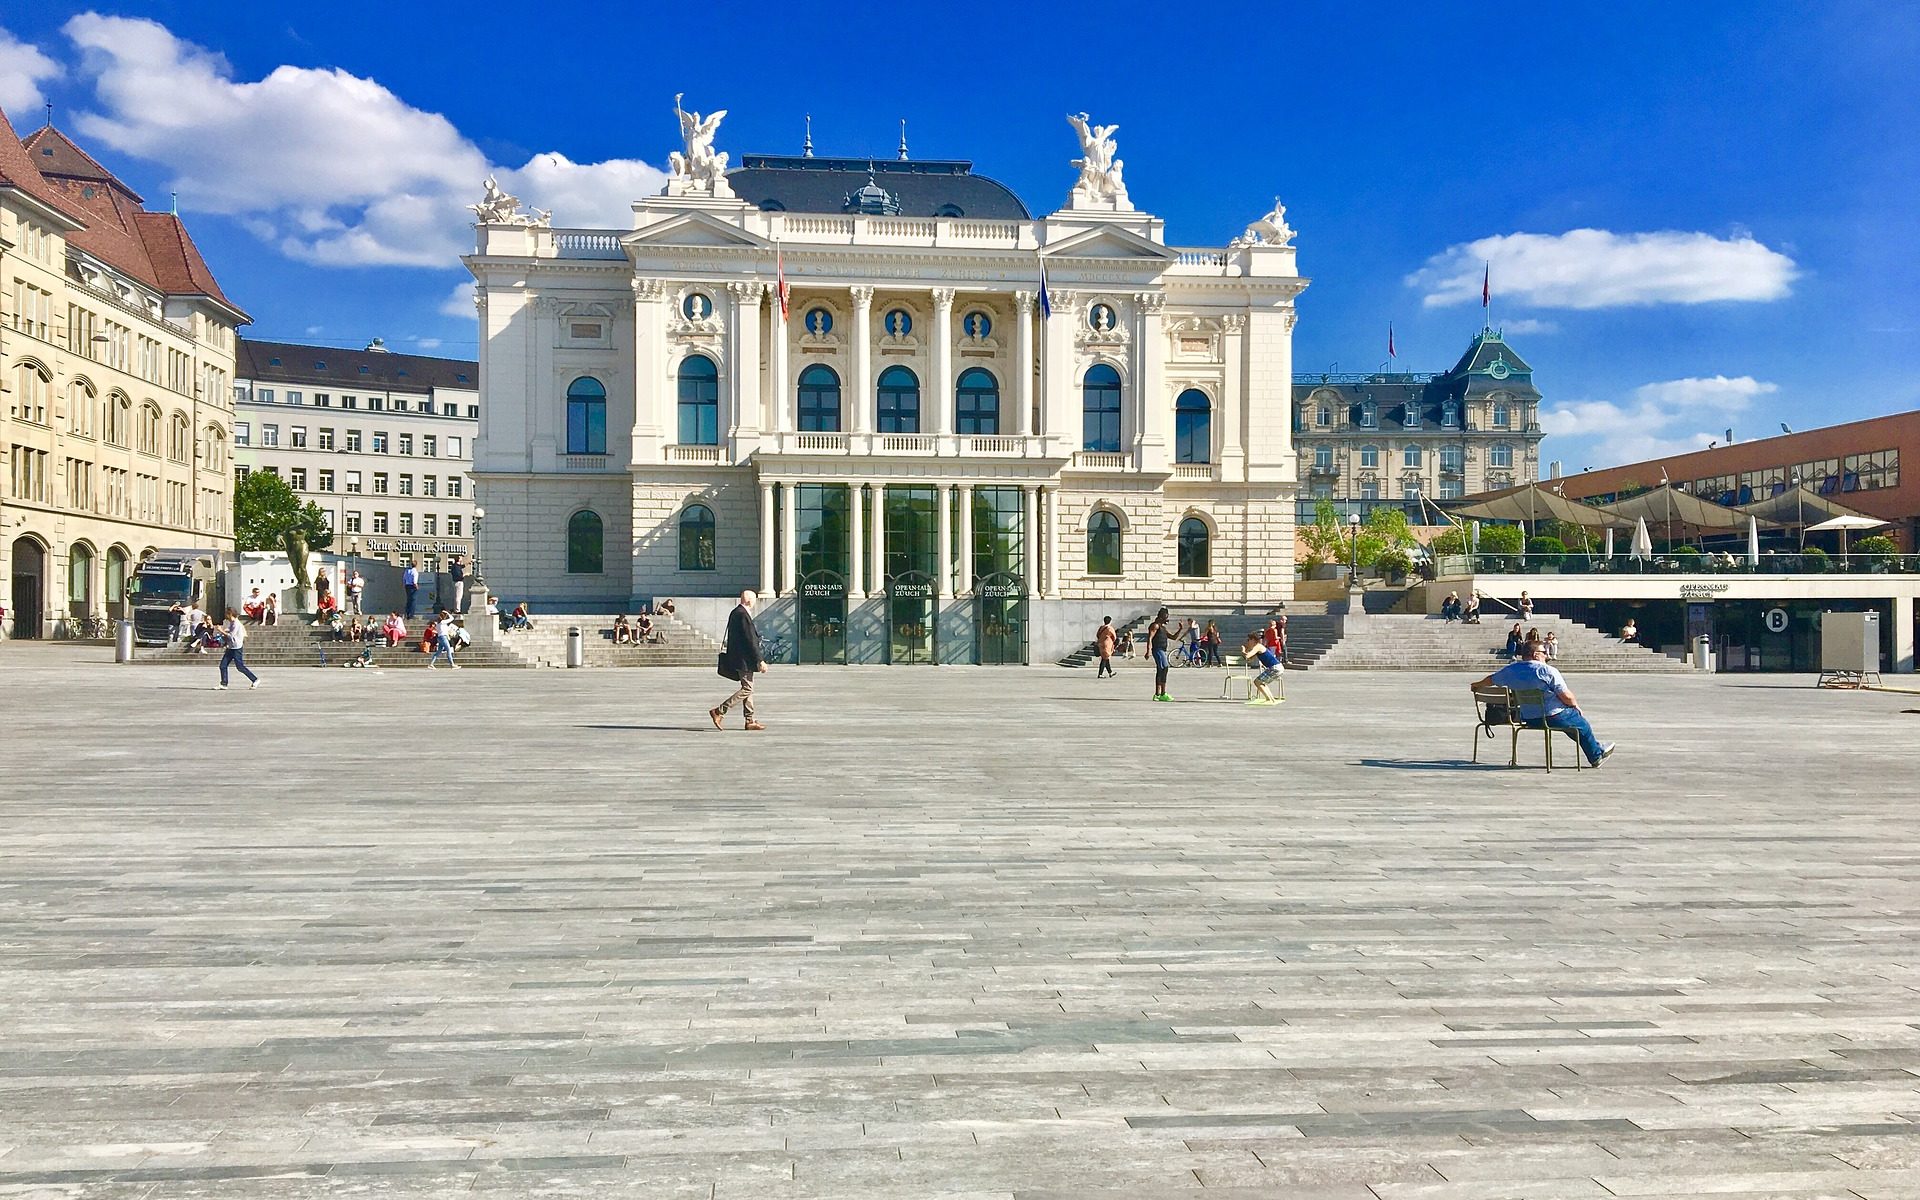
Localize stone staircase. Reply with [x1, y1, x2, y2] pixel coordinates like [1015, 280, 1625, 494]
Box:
[134, 616, 526, 669]
[1306, 613, 1691, 672]
[1059, 605, 1344, 670]
[494, 614, 720, 668]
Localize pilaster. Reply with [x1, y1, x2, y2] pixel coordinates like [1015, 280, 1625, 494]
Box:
[931, 287, 955, 449]
[1134, 292, 1168, 473]
[630, 278, 668, 462]
[849, 481, 867, 600]
[849, 286, 875, 437]
[1013, 292, 1036, 440]
[936, 481, 954, 599]
[957, 483, 975, 594]
[1220, 312, 1247, 482]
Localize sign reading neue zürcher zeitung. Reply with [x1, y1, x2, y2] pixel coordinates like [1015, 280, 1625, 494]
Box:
[361, 539, 470, 555]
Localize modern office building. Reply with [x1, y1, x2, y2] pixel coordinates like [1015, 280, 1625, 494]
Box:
[466, 103, 1308, 662]
[1, 107, 246, 638]
[1291, 329, 1546, 519]
[233, 339, 479, 568]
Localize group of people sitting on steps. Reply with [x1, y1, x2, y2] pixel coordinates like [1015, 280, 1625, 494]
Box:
[613, 613, 667, 646]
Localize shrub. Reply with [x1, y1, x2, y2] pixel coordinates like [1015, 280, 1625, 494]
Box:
[1430, 528, 1468, 556]
[1852, 535, 1897, 557]
[1800, 546, 1829, 573]
[1526, 536, 1567, 564]
[1478, 524, 1525, 555]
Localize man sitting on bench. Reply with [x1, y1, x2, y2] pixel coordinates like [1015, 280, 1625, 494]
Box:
[1473, 640, 1617, 767]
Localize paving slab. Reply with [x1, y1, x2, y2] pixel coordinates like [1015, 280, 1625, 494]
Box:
[1, 650, 1917, 1197]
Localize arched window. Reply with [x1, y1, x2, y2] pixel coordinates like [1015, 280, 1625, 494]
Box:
[106, 546, 129, 610]
[1087, 510, 1123, 576]
[13, 363, 50, 425]
[1174, 389, 1212, 464]
[1403, 444, 1423, 468]
[1359, 444, 1379, 468]
[104, 392, 130, 447]
[68, 380, 96, 436]
[566, 510, 603, 574]
[566, 376, 607, 454]
[137, 403, 162, 455]
[203, 426, 225, 472]
[876, 365, 920, 433]
[169, 413, 192, 463]
[68, 542, 94, 610]
[679, 503, 716, 571]
[797, 364, 841, 432]
[677, 355, 719, 445]
[1082, 363, 1122, 452]
[955, 368, 999, 435]
[1177, 517, 1210, 579]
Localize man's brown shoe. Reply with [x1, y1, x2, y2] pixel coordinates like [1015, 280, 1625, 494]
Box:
[744, 721, 766, 731]
[708, 707, 724, 730]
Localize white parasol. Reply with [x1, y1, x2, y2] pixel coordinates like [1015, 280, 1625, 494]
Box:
[1629, 516, 1654, 560]
[1746, 514, 1761, 566]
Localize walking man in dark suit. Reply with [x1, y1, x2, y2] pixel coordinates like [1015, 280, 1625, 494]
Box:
[710, 589, 768, 731]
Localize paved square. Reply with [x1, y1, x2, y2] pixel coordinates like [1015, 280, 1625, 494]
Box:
[3, 651, 1919, 1199]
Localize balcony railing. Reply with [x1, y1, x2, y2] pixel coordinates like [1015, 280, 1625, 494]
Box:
[1070, 451, 1128, 470]
[665, 445, 724, 464]
[788, 432, 848, 453]
[553, 230, 625, 259]
[1447, 551, 1920, 577]
[966, 435, 1023, 455]
[1171, 463, 1215, 481]
[876, 434, 936, 455]
[562, 454, 610, 470]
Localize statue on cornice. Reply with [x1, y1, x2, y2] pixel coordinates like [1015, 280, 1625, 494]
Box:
[1241, 197, 1295, 247]
[1066, 112, 1131, 211]
[471, 176, 528, 225]
[668, 93, 735, 199]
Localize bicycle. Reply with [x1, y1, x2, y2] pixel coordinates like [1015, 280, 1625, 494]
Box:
[75, 612, 112, 640]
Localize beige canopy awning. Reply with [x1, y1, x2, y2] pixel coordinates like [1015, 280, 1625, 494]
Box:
[1736, 484, 1880, 529]
[1447, 482, 1628, 529]
[1597, 484, 1780, 533]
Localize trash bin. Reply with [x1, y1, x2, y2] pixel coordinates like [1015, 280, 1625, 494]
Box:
[1692, 634, 1712, 671]
[566, 625, 584, 668]
[115, 618, 135, 663]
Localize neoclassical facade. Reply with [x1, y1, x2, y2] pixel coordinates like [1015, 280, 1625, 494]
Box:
[467, 106, 1305, 662]
[1, 110, 245, 638]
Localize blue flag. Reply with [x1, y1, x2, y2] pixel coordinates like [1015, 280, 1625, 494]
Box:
[1038, 259, 1052, 319]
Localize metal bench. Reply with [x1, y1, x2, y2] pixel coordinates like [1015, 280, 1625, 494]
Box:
[1471, 684, 1583, 771]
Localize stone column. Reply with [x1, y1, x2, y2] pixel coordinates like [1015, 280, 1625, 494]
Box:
[770, 293, 791, 438]
[871, 480, 887, 591]
[1134, 292, 1168, 472]
[931, 288, 955, 446]
[1041, 291, 1076, 456]
[1219, 313, 1247, 481]
[758, 481, 776, 597]
[1013, 291, 1036, 440]
[936, 481, 954, 599]
[1022, 484, 1040, 596]
[848, 481, 866, 599]
[1895, 594, 1915, 673]
[780, 482, 799, 596]
[727, 282, 763, 449]
[1044, 485, 1062, 598]
[849, 286, 875, 436]
[957, 483, 975, 594]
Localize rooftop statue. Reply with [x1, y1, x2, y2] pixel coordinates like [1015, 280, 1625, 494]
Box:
[1242, 197, 1295, 247]
[1067, 112, 1131, 211]
[470, 176, 528, 225]
[668, 93, 735, 199]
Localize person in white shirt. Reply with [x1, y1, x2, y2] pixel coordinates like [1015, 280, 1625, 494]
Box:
[215, 608, 260, 690]
[347, 570, 366, 615]
[180, 605, 209, 655]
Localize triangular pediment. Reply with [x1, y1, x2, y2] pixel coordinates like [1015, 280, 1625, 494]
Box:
[1041, 224, 1176, 261]
[625, 211, 769, 250]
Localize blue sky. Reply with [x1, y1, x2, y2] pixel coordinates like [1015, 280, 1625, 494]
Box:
[5, 2, 1917, 472]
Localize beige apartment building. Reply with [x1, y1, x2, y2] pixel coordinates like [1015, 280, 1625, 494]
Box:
[1, 108, 247, 638]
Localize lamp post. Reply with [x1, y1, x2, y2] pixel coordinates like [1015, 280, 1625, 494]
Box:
[1348, 510, 1361, 586]
[1789, 473, 1803, 552]
[471, 505, 486, 591]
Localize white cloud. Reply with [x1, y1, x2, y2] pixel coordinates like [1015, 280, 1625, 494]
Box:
[1410, 229, 1798, 310]
[1498, 317, 1557, 336]
[439, 281, 476, 319]
[0, 28, 62, 113]
[410, 337, 442, 351]
[57, 14, 664, 267]
[1541, 375, 1778, 466]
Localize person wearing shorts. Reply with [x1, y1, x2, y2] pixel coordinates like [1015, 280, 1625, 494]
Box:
[1241, 632, 1283, 706]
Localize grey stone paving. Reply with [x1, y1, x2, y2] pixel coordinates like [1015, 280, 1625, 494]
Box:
[2, 645, 1918, 1198]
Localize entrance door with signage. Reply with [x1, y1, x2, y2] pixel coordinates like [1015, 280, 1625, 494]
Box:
[974, 570, 1026, 665]
[886, 571, 935, 664]
[797, 569, 847, 664]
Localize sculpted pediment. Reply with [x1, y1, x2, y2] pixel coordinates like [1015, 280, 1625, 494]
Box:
[626, 211, 768, 250]
[1041, 225, 1176, 262]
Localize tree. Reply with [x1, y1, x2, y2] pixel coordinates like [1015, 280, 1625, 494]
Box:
[233, 471, 334, 592]
[1298, 499, 1347, 574]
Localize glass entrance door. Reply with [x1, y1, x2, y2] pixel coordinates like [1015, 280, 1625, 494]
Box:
[797, 569, 847, 664]
[975, 570, 1026, 664]
[887, 571, 935, 664]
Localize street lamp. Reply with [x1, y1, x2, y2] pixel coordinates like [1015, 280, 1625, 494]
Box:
[1789, 473, 1804, 552]
[1348, 510, 1361, 585]
[471, 505, 486, 591]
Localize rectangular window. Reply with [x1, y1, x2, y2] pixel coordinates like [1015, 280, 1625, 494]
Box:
[1438, 479, 1464, 499]
[318, 469, 335, 492]
[372, 511, 389, 534]
[261, 424, 279, 447]
[1402, 484, 1422, 500]
[969, 484, 1026, 582]
[372, 431, 388, 453]
[884, 485, 939, 579]
[341, 395, 357, 409]
[1403, 445, 1422, 468]
[467, 405, 479, 419]
[568, 393, 608, 454]
[398, 433, 413, 455]
[290, 426, 308, 448]
[346, 429, 363, 452]
[1403, 405, 1420, 429]
[369, 397, 384, 412]
[391, 399, 408, 413]
[423, 435, 437, 457]
[1313, 446, 1333, 471]
[235, 422, 250, 446]
[422, 476, 437, 497]
[399, 475, 414, 495]
[290, 468, 307, 491]
[345, 470, 362, 494]
[315, 393, 331, 407]
[1358, 445, 1379, 469]
[447, 475, 463, 498]
[795, 483, 852, 578]
[1490, 443, 1513, 468]
[1440, 446, 1464, 472]
[422, 514, 437, 535]
[287, 390, 303, 405]
[1492, 402, 1511, 428]
[1359, 481, 1380, 500]
[443, 404, 457, 417]
[447, 515, 462, 536]
[448, 436, 462, 458]
[318, 428, 335, 451]
[1360, 405, 1377, 429]
[398, 513, 413, 534]
[235, 465, 251, 484]
[344, 511, 362, 533]
[258, 388, 275, 404]
[373, 472, 389, 494]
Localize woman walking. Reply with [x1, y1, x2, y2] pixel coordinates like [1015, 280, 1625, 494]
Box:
[1147, 608, 1175, 702]
[214, 608, 260, 691]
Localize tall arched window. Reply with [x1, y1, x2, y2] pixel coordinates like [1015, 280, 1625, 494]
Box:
[106, 546, 129, 611]
[566, 376, 607, 454]
[68, 381, 96, 436]
[677, 355, 719, 445]
[797, 364, 841, 432]
[138, 403, 162, 455]
[1177, 517, 1210, 578]
[566, 510, 603, 574]
[1082, 363, 1122, 452]
[169, 413, 192, 463]
[104, 392, 130, 447]
[68, 543, 94, 610]
[203, 426, 225, 472]
[1174, 389, 1212, 464]
[956, 368, 999, 435]
[1087, 510, 1122, 576]
[679, 503, 716, 571]
[12, 363, 49, 425]
[876, 365, 920, 433]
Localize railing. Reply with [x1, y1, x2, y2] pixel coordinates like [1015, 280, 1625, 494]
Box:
[1172, 463, 1215, 481]
[1173, 248, 1228, 267]
[561, 454, 610, 471]
[966, 435, 1022, 455]
[1070, 451, 1128, 470]
[1449, 551, 1920, 577]
[950, 220, 1021, 244]
[781, 216, 856, 238]
[789, 432, 848, 452]
[869, 218, 938, 239]
[666, 445, 724, 464]
[553, 230, 625, 259]
[1295, 372, 1439, 386]
[877, 433, 936, 454]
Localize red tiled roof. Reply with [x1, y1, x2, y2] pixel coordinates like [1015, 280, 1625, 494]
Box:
[21, 124, 139, 199]
[0, 106, 86, 225]
[133, 210, 249, 320]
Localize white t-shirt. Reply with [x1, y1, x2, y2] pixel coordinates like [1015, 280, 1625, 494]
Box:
[223, 618, 245, 649]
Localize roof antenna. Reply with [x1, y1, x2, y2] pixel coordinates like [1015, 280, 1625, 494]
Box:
[803, 113, 814, 158]
[170, 191, 179, 215]
[898, 118, 909, 160]
[44, 102, 53, 129]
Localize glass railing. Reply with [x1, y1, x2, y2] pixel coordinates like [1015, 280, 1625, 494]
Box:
[1443, 551, 1920, 576]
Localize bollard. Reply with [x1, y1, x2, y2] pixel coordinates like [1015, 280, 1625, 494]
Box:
[115, 618, 135, 663]
[1692, 634, 1712, 672]
[566, 625, 584, 668]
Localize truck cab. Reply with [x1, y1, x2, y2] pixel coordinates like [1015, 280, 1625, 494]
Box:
[130, 549, 224, 646]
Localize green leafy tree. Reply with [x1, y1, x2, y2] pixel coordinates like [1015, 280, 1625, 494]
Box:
[233, 471, 334, 591]
[1298, 498, 1347, 573]
[1430, 527, 1469, 556]
[1851, 535, 1897, 557]
[1526, 535, 1568, 564]
[1479, 524, 1525, 555]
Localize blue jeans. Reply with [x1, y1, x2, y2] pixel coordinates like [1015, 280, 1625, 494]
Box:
[404, 585, 418, 618]
[219, 648, 257, 685]
[429, 635, 455, 667]
[1543, 709, 1604, 764]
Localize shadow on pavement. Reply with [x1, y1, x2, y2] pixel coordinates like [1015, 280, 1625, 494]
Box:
[1357, 758, 1512, 771]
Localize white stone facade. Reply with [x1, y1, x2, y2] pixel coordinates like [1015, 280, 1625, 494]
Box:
[467, 110, 1305, 658]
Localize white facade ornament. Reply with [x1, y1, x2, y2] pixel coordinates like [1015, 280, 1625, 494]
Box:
[471, 176, 538, 226]
[1066, 113, 1131, 211]
[667, 94, 735, 199]
[1241, 197, 1295, 247]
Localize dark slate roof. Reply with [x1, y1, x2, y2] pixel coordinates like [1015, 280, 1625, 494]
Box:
[726, 155, 1030, 219]
[1448, 329, 1535, 376]
[237, 339, 478, 392]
